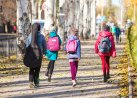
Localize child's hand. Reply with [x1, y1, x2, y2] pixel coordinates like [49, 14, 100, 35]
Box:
[112, 52, 116, 58]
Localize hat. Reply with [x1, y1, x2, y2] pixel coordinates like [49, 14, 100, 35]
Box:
[50, 26, 56, 32]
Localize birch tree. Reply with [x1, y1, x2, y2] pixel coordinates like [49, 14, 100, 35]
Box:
[16, 0, 32, 50]
[43, 0, 55, 35]
[58, 0, 66, 42]
[79, 0, 84, 39]
[31, 0, 36, 19]
[83, 0, 88, 39]
[90, 0, 96, 37]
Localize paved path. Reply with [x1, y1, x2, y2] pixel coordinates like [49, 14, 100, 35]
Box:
[0, 35, 125, 98]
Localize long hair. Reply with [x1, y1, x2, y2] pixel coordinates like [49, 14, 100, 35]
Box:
[31, 23, 41, 58]
[31, 23, 40, 46]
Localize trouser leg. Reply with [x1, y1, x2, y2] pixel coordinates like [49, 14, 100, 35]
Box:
[74, 61, 78, 80]
[29, 67, 35, 82]
[70, 61, 77, 80]
[48, 60, 55, 75]
[34, 67, 41, 84]
[105, 56, 110, 78]
[100, 56, 107, 82]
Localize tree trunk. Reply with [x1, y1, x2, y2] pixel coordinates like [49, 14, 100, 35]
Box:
[79, 0, 84, 39]
[43, 0, 54, 34]
[16, 0, 32, 46]
[38, 0, 42, 19]
[90, 0, 96, 37]
[83, 0, 88, 39]
[31, 0, 36, 19]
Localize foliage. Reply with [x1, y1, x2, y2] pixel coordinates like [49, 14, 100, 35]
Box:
[124, 0, 137, 21]
[127, 24, 137, 68]
[96, 3, 119, 23]
[117, 54, 129, 97]
[0, 55, 28, 75]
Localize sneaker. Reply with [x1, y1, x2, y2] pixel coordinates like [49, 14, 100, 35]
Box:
[72, 80, 77, 87]
[29, 82, 34, 88]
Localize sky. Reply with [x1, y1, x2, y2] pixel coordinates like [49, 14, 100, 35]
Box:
[96, 0, 120, 7]
[112, 0, 120, 6]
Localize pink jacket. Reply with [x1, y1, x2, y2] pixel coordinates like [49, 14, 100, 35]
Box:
[95, 31, 116, 57]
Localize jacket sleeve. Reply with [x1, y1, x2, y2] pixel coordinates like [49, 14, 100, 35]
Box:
[110, 36, 116, 57]
[95, 35, 100, 53]
[42, 35, 47, 54]
[77, 40, 81, 59]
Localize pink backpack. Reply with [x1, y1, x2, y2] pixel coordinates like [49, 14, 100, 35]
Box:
[66, 40, 77, 54]
[47, 36, 60, 51]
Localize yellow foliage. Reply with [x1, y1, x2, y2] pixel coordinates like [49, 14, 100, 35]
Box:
[125, 0, 137, 6]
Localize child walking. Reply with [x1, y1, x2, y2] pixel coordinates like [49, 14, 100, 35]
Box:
[45, 26, 62, 82]
[95, 25, 116, 82]
[25, 23, 46, 88]
[65, 27, 81, 87]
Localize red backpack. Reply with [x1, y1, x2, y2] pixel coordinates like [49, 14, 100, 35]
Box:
[47, 36, 60, 51]
[66, 40, 77, 54]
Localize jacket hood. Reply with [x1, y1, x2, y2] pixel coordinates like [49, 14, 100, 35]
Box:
[99, 31, 112, 37]
[68, 35, 78, 40]
[49, 31, 57, 37]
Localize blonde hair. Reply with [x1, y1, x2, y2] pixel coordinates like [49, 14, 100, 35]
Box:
[71, 27, 78, 35]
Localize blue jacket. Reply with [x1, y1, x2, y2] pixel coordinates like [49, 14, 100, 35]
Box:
[115, 27, 121, 37]
[65, 35, 81, 59]
[37, 32, 46, 54]
[45, 31, 62, 60]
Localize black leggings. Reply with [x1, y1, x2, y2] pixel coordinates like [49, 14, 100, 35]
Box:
[47, 60, 55, 75]
[29, 66, 41, 84]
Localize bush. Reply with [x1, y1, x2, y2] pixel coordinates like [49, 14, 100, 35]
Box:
[127, 24, 137, 69]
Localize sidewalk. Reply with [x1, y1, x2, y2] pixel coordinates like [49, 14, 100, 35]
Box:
[0, 36, 126, 98]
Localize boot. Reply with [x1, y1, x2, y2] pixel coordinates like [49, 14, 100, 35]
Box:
[48, 74, 52, 82]
[104, 73, 107, 82]
[106, 72, 110, 79]
[45, 70, 49, 77]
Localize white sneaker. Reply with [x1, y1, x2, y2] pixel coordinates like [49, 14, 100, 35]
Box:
[72, 80, 77, 87]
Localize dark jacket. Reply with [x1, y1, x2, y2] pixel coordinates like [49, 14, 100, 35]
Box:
[37, 32, 46, 54]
